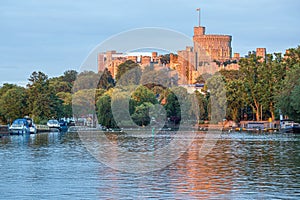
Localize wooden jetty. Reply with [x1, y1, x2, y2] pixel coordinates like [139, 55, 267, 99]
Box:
[0, 125, 9, 136]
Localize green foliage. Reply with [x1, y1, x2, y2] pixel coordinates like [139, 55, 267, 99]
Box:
[131, 85, 158, 107]
[194, 91, 208, 120]
[0, 86, 28, 123]
[130, 86, 158, 126]
[131, 102, 154, 126]
[225, 80, 244, 121]
[141, 68, 178, 88]
[260, 53, 285, 120]
[284, 46, 300, 67]
[27, 71, 63, 122]
[49, 79, 72, 93]
[2, 46, 300, 125]
[56, 92, 72, 118]
[194, 75, 206, 84]
[72, 89, 96, 118]
[97, 68, 115, 90]
[115, 60, 141, 85]
[96, 94, 117, 128]
[73, 71, 100, 92]
[239, 54, 265, 120]
[232, 52, 286, 121]
[219, 69, 240, 81]
[164, 92, 181, 123]
[62, 70, 78, 83]
[0, 83, 17, 96]
[277, 53, 300, 121]
[206, 74, 227, 123]
[160, 54, 170, 65]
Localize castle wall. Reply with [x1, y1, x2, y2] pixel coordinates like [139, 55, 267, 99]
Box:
[193, 34, 232, 62]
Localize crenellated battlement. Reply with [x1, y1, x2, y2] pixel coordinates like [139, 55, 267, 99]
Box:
[193, 26, 232, 62]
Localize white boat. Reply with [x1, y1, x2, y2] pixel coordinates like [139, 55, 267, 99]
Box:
[24, 116, 37, 134]
[9, 118, 30, 135]
[47, 119, 61, 130]
[280, 119, 300, 133]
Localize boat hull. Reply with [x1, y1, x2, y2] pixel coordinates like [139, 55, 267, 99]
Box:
[281, 127, 300, 133]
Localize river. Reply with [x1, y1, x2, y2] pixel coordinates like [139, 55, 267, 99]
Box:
[0, 131, 299, 199]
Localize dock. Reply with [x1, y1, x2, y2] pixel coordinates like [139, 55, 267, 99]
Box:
[0, 125, 9, 136]
[35, 125, 50, 132]
[0, 124, 53, 136]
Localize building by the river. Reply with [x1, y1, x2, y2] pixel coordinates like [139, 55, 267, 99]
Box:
[97, 10, 267, 85]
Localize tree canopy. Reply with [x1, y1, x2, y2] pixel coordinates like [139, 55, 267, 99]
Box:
[1, 45, 300, 125]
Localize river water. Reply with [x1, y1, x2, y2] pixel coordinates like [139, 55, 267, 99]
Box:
[0, 131, 299, 199]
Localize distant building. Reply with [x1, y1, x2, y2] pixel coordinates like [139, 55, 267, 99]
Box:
[173, 23, 238, 84]
[256, 48, 267, 62]
[97, 10, 267, 85]
[193, 26, 232, 62]
[97, 50, 165, 79]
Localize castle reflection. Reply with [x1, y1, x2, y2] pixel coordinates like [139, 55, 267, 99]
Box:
[172, 138, 233, 199]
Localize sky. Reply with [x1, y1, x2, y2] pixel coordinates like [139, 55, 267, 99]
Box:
[0, 0, 300, 86]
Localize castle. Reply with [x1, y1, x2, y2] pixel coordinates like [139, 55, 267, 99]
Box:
[97, 12, 266, 85]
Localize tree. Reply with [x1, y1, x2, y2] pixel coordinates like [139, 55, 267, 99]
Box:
[96, 94, 117, 128]
[129, 86, 158, 126]
[225, 80, 244, 121]
[206, 75, 227, 123]
[56, 92, 73, 118]
[0, 86, 28, 123]
[72, 71, 100, 92]
[141, 68, 177, 88]
[219, 69, 240, 81]
[239, 54, 265, 121]
[131, 85, 158, 107]
[260, 53, 285, 120]
[194, 90, 208, 121]
[276, 46, 300, 121]
[131, 102, 154, 126]
[27, 71, 63, 123]
[0, 83, 17, 96]
[49, 79, 72, 93]
[97, 68, 115, 90]
[0, 84, 19, 123]
[277, 66, 300, 121]
[62, 70, 78, 83]
[194, 75, 206, 84]
[160, 54, 170, 65]
[164, 92, 181, 124]
[284, 46, 300, 68]
[72, 89, 96, 118]
[27, 71, 48, 86]
[115, 60, 141, 85]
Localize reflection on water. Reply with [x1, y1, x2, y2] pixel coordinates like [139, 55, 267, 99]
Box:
[0, 132, 299, 199]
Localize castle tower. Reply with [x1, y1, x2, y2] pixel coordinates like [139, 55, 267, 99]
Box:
[152, 52, 158, 58]
[233, 53, 240, 59]
[256, 48, 266, 62]
[193, 9, 232, 63]
[98, 54, 105, 72]
[194, 26, 206, 36]
[193, 29, 232, 62]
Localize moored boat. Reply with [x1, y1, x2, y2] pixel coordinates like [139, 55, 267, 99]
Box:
[47, 119, 61, 131]
[9, 118, 30, 135]
[24, 116, 37, 134]
[280, 119, 300, 133]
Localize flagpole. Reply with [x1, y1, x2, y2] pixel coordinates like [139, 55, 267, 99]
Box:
[197, 8, 201, 27]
